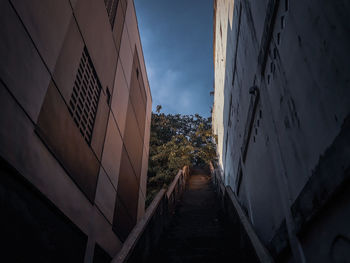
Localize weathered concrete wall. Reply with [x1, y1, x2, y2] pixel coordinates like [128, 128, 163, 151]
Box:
[213, 0, 350, 261]
[212, 0, 235, 173]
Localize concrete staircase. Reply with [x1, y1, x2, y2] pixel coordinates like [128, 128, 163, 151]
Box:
[146, 170, 243, 263]
[112, 166, 273, 263]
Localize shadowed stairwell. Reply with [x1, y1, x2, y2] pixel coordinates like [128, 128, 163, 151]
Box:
[112, 166, 272, 263]
[146, 169, 242, 263]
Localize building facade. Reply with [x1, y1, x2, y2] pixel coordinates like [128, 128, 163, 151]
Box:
[0, 0, 151, 262]
[213, 0, 350, 261]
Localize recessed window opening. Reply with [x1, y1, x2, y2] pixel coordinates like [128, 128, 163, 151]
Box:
[69, 47, 102, 144]
[104, 0, 119, 27]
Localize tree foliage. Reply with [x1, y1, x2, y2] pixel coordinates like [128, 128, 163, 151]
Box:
[146, 111, 217, 205]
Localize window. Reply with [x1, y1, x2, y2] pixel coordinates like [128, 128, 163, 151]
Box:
[104, 0, 119, 27]
[69, 47, 101, 144]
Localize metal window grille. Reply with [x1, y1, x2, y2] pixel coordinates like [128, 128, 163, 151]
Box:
[69, 47, 101, 144]
[104, 0, 119, 27]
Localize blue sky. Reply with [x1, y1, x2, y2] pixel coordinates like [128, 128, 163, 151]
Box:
[134, 0, 214, 117]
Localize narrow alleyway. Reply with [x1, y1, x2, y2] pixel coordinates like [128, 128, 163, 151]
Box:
[147, 169, 242, 263]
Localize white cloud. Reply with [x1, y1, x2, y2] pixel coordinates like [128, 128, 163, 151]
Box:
[148, 65, 183, 112]
[137, 4, 213, 117]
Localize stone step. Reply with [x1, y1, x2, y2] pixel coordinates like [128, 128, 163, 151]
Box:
[146, 172, 241, 262]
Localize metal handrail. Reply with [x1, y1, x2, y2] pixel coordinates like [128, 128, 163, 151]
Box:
[210, 161, 274, 263]
[112, 189, 166, 263]
[226, 187, 274, 263]
[112, 166, 190, 263]
[166, 170, 183, 198]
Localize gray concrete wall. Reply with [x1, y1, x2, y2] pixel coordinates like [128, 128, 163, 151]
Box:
[0, 0, 151, 262]
[213, 0, 350, 261]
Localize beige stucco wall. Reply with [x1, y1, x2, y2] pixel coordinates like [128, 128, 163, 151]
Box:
[0, 0, 151, 261]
